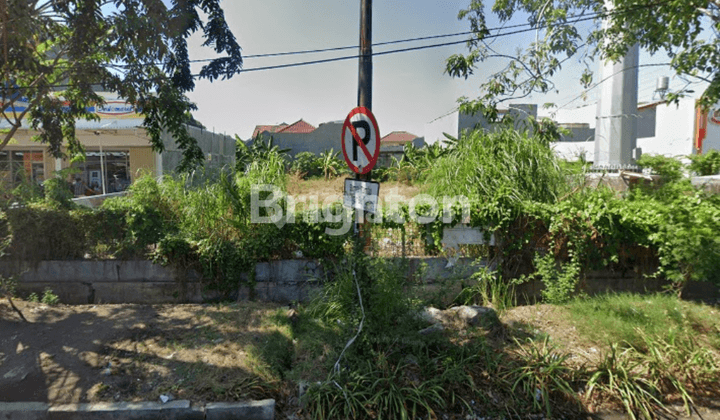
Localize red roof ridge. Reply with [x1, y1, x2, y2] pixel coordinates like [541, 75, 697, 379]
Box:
[276, 119, 316, 134]
[381, 131, 418, 143]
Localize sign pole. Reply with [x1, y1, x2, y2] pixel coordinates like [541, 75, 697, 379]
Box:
[357, 0, 372, 250]
[358, 0, 372, 112]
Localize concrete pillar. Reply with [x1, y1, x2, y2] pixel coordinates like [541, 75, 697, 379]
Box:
[155, 151, 163, 178]
[593, 0, 639, 169]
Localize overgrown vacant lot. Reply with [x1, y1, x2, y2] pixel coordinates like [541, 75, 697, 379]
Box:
[2, 293, 719, 419]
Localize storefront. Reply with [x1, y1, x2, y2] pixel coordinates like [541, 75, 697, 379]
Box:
[71, 149, 131, 194]
[0, 149, 46, 188]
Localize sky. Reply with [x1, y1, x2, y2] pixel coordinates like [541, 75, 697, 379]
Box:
[184, 1, 689, 141]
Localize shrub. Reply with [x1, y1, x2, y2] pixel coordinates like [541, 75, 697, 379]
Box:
[688, 149, 720, 176]
[290, 152, 322, 178]
[5, 204, 87, 261]
[637, 154, 684, 183]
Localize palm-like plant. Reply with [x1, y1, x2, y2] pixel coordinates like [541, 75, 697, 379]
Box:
[235, 134, 290, 173]
[318, 148, 341, 180]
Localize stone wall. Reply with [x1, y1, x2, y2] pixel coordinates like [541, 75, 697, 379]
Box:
[3, 257, 718, 305]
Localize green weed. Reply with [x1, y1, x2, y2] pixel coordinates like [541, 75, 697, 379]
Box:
[510, 336, 578, 418]
[565, 293, 720, 349]
[41, 287, 60, 305]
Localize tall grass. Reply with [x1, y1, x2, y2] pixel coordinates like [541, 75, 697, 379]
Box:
[425, 128, 567, 207]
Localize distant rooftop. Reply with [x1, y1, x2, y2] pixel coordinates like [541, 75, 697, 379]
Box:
[252, 119, 316, 138]
[381, 131, 418, 144]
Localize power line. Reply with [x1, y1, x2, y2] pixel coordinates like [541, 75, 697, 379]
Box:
[98, 0, 672, 69]
[199, 13, 606, 76]
[553, 63, 672, 113]
[2, 0, 675, 91]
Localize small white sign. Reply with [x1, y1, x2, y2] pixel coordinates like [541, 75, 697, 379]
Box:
[343, 178, 380, 214]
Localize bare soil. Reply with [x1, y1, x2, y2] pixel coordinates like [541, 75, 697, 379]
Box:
[2, 299, 719, 419]
[0, 300, 286, 405]
[1, 299, 593, 404]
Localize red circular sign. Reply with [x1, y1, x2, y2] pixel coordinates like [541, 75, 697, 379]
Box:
[710, 109, 720, 125]
[341, 107, 380, 174]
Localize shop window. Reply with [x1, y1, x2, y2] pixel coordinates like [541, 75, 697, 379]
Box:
[0, 150, 45, 189]
[72, 150, 130, 195]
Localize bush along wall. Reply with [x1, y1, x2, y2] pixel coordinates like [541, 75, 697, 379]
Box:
[3, 128, 720, 303]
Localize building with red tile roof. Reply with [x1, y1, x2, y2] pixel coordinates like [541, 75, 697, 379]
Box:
[251, 123, 288, 139]
[275, 119, 316, 134]
[381, 131, 418, 145]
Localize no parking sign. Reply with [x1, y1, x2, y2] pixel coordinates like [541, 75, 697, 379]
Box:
[341, 107, 380, 174]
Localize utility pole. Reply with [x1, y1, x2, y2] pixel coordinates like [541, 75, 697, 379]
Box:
[356, 0, 373, 250]
[358, 0, 372, 112]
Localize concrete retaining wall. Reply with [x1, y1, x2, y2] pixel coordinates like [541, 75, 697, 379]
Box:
[0, 399, 275, 420]
[0, 258, 485, 305]
[2, 258, 718, 305]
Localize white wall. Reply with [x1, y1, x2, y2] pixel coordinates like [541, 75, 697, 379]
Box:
[548, 103, 598, 129]
[642, 98, 696, 157]
[552, 142, 595, 162]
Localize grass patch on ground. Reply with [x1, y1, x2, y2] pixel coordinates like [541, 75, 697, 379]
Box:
[565, 293, 720, 350]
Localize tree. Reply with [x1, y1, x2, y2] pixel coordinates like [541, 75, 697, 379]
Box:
[0, 0, 242, 172]
[446, 0, 720, 115]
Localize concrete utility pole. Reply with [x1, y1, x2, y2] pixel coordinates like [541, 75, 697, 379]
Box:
[593, 0, 640, 169]
[355, 0, 373, 250]
[358, 0, 372, 112]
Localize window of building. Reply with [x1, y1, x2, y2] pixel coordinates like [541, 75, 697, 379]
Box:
[0, 150, 45, 189]
[72, 150, 130, 195]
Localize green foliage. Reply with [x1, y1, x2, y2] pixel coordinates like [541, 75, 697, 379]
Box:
[2, 1, 243, 170]
[236, 135, 290, 175]
[306, 356, 445, 420]
[688, 149, 720, 176]
[426, 128, 566, 216]
[586, 344, 664, 420]
[290, 152, 322, 178]
[309, 255, 420, 339]
[454, 266, 516, 312]
[566, 293, 720, 350]
[636, 154, 685, 183]
[318, 149, 344, 180]
[42, 177, 75, 209]
[449, 0, 719, 112]
[390, 142, 448, 184]
[511, 337, 577, 418]
[41, 288, 60, 305]
[27, 292, 39, 303]
[532, 252, 582, 304]
[5, 204, 87, 261]
[102, 176, 177, 256]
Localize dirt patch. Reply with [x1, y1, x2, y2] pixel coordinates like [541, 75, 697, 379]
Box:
[0, 300, 285, 405]
[286, 177, 421, 207]
[501, 304, 605, 367]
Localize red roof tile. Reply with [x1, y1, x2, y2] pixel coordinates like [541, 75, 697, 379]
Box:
[381, 131, 418, 144]
[276, 119, 316, 134]
[252, 123, 288, 138]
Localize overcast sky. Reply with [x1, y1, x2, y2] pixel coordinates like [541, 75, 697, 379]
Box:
[185, 1, 683, 141]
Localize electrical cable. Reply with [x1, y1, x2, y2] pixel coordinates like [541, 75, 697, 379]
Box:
[1, 0, 680, 92]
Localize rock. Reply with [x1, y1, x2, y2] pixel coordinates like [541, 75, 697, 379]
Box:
[418, 305, 499, 330]
[418, 323, 445, 335]
[418, 307, 445, 325]
[445, 305, 499, 328]
[287, 309, 300, 327]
